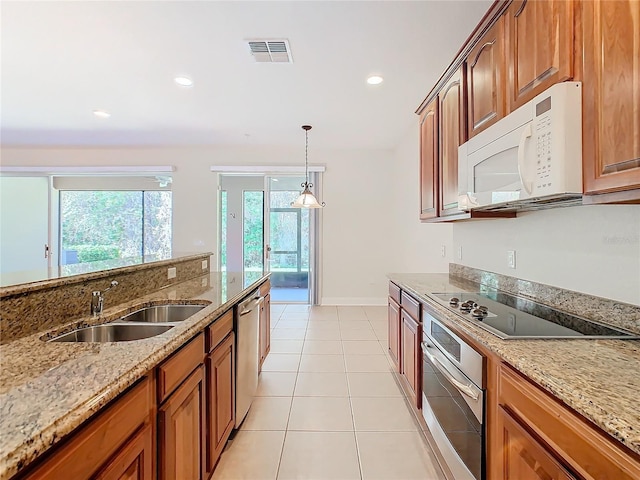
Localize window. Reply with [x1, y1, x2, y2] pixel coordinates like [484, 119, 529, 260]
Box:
[59, 191, 171, 265]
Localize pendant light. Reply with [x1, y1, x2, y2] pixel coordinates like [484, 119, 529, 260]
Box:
[291, 125, 325, 208]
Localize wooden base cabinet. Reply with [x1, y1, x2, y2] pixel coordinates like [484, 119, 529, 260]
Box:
[387, 297, 401, 371]
[259, 290, 271, 370]
[158, 365, 206, 480]
[23, 378, 154, 480]
[400, 309, 421, 409]
[499, 406, 576, 480]
[206, 333, 235, 475]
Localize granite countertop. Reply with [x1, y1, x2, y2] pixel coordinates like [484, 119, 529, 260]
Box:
[0, 271, 268, 480]
[388, 273, 640, 457]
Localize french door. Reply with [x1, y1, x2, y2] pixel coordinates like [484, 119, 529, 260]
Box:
[219, 174, 318, 304]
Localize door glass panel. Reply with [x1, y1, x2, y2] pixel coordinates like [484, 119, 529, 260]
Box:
[220, 190, 227, 271]
[243, 191, 264, 274]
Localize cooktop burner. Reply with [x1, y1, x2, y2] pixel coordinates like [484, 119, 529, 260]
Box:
[428, 291, 638, 340]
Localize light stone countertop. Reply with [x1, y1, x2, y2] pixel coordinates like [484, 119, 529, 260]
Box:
[0, 271, 268, 480]
[388, 273, 640, 457]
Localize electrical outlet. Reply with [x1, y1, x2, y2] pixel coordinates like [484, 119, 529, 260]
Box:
[507, 250, 516, 269]
[201, 260, 208, 270]
[457, 246, 463, 260]
[167, 267, 177, 279]
[441, 245, 446, 257]
[201, 277, 208, 287]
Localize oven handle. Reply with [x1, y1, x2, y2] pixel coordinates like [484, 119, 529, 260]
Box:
[422, 342, 480, 401]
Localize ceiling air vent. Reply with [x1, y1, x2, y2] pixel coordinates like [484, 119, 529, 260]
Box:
[247, 39, 293, 63]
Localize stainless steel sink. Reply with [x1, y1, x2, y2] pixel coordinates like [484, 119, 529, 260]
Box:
[118, 304, 205, 323]
[49, 324, 174, 342]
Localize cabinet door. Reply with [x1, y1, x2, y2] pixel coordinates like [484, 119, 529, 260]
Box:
[467, 16, 505, 137]
[499, 407, 576, 480]
[158, 365, 205, 480]
[582, 0, 640, 197]
[439, 66, 466, 217]
[400, 310, 422, 409]
[205, 333, 235, 476]
[259, 293, 271, 368]
[94, 425, 153, 480]
[387, 297, 401, 372]
[419, 98, 439, 220]
[506, 0, 574, 111]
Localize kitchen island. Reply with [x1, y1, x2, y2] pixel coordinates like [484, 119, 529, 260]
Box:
[0, 256, 269, 480]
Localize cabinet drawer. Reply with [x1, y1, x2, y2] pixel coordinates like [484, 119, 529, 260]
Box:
[206, 310, 233, 353]
[499, 363, 640, 480]
[389, 282, 401, 304]
[400, 292, 421, 322]
[157, 333, 204, 404]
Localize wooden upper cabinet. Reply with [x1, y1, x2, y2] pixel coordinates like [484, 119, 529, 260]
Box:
[466, 16, 505, 137]
[506, 0, 574, 111]
[439, 66, 466, 217]
[419, 98, 439, 220]
[582, 0, 640, 198]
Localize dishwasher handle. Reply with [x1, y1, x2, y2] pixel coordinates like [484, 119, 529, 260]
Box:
[239, 296, 264, 316]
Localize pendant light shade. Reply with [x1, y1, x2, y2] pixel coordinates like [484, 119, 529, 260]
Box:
[291, 125, 325, 208]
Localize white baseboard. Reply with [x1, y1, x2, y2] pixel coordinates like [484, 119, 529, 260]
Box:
[320, 297, 387, 306]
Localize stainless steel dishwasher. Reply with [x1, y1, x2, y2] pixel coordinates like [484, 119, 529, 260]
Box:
[235, 290, 263, 426]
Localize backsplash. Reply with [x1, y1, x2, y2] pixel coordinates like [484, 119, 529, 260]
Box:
[449, 263, 640, 335]
[0, 254, 211, 343]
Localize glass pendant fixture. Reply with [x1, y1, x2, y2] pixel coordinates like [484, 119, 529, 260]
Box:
[291, 125, 325, 208]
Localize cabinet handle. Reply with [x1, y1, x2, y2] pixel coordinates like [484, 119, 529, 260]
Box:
[470, 41, 496, 68]
[514, 0, 528, 18]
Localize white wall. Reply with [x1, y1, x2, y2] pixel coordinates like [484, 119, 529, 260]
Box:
[389, 122, 453, 273]
[1, 145, 396, 304]
[453, 205, 640, 305]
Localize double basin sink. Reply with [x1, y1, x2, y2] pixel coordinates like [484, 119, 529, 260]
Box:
[48, 305, 206, 343]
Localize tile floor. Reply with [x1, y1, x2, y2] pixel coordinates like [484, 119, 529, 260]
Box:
[212, 305, 445, 480]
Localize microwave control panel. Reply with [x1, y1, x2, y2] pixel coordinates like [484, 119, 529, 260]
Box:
[534, 96, 553, 191]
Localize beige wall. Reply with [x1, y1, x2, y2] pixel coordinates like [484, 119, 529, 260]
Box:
[1, 145, 396, 305]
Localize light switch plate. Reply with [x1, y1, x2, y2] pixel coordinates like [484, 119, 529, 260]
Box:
[441, 245, 446, 257]
[167, 267, 177, 279]
[507, 250, 516, 269]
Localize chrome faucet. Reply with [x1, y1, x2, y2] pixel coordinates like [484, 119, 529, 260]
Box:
[91, 280, 119, 316]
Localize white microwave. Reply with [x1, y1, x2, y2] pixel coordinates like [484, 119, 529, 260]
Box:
[458, 82, 583, 211]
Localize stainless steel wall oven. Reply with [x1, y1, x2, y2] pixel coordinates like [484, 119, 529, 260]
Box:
[421, 306, 486, 480]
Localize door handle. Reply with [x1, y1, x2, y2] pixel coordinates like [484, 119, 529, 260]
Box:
[44, 244, 50, 259]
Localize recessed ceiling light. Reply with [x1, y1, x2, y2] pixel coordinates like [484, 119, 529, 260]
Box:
[174, 76, 193, 87]
[367, 75, 384, 85]
[93, 109, 111, 118]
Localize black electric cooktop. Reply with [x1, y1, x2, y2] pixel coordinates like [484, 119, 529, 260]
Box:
[428, 291, 638, 340]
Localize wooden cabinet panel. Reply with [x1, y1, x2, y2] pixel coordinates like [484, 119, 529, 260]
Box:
[506, 0, 574, 110]
[439, 66, 466, 217]
[467, 16, 505, 137]
[582, 0, 640, 198]
[498, 363, 640, 480]
[387, 297, 401, 372]
[158, 366, 205, 480]
[157, 333, 204, 404]
[94, 425, 153, 480]
[400, 309, 421, 409]
[25, 378, 152, 480]
[259, 293, 271, 369]
[206, 309, 233, 353]
[206, 333, 235, 475]
[499, 406, 576, 480]
[420, 98, 439, 220]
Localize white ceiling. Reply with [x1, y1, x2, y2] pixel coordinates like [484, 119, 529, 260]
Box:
[1, 1, 492, 149]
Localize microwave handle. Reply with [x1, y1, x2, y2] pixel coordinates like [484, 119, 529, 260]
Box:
[517, 123, 534, 195]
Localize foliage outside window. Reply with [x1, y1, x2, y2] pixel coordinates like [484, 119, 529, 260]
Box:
[60, 191, 171, 264]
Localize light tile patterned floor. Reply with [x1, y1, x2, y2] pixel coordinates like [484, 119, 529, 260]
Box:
[212, 305, 445, 480]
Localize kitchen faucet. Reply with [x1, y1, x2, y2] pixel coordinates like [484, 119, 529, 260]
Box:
[91, 280, 119, 316]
